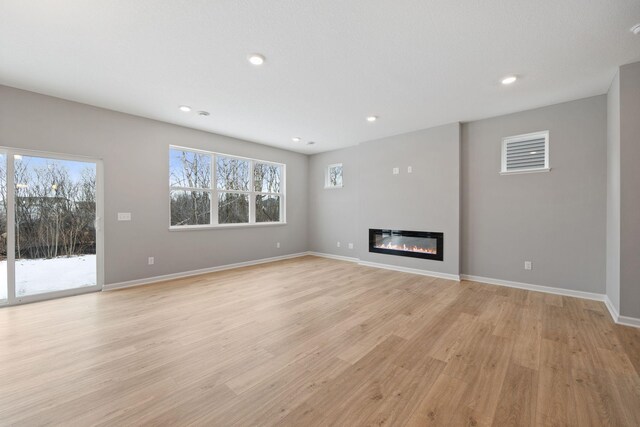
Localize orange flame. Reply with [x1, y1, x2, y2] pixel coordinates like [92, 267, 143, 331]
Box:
[375, 242, 437, 254]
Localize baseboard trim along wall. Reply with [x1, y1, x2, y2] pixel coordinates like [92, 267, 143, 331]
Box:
[309, 252, 460, 282]
[310, 253, 639, 328]
[307, 251, 360, 263]
[462, 274, 640, 329]
[358, 260, 461, 281]
[604, 296, 640, 328]
[104, 252, 309, 291]
[308, 252, 461, 281]
[460, 274, 605, 301]
[104, 250, 639, 329]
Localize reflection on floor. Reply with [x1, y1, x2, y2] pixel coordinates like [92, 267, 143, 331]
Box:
[1, 256, 639, 425]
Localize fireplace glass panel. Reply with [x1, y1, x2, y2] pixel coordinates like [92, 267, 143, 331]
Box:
[374, 232, 438, 255]
[369, 229, 444, 261]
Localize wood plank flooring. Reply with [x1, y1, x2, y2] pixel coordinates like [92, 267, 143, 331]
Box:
[1, 255, 639, 426]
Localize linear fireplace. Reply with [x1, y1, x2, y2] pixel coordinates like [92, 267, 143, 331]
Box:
[369, 229, 444, 261]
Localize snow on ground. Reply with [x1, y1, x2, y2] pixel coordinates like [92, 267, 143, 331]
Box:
[0, 255, 96, 300]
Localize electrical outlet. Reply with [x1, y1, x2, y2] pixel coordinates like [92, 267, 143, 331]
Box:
[337, 242, 341, 248]
[348, 243, 354, 249]
[407, 166, 412, 173]
[276, 242, 280, 248]
[117, 212, 131, 221]
[148, 257, 154, 265]
[524, 261, 532, 270]
[392, 167, 399, 175]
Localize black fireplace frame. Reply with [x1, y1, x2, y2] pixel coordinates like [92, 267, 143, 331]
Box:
[369, 229, 444, 261]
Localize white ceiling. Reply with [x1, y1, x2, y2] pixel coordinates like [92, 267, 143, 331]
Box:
[1, 1, 639, 154]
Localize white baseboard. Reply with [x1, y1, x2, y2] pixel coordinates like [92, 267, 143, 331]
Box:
[604, 296, 620, 322]
[307, 251, 459, 281]
[460, 274, 605, 301]
[604, 295, 640, 328]
[104, 252, 309, 291]
[307, 251, 359, 263]
[358, 260, 461, 281]
[104, 250, 640, 329]
[618, 315, 640, 328]
[462, 274, 640, 329]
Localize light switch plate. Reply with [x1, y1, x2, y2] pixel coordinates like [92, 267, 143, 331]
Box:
[393, 167, 399, 175]
[407, 166, 413, 173]
[118, 212, 132, 221]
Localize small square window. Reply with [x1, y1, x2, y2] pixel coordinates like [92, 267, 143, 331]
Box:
[325, 163, 343, 189]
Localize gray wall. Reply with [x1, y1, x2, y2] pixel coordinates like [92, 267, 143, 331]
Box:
[619, 62, 640, 319]
[357, 124, 460, 275]
[0, 84, 621, 305]
[606, 73, 621, 312]
[309, 123, 461, 276]
[0, 85, 309, 285]
[461, 96, 607, 294]
[308, 146, 359, 258]
[311, 98, 609, 294]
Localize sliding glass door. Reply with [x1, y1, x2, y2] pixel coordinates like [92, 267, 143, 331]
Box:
[0, 153, 7, 305]
[0, 149, 103, 306]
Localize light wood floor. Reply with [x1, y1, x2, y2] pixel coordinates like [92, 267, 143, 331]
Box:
[1, 256, 639, 426]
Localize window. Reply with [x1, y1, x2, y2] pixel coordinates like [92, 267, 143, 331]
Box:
[254, 162, 282, 222]
[169, 147, 285, 228]
[325, 163, 343, 188]
[501, 131, 550, 175]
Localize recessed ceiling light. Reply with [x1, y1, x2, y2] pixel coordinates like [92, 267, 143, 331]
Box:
[248, 53, 265, 66]
[632, 24, 640, 35]
[197, 111, 210, 116]
[179, 105, 192, 112]
[501, 76, 517, 85]
[366, 115, 378, 122]
[292, 137, 301, 142]
[307, 141, 316, 145]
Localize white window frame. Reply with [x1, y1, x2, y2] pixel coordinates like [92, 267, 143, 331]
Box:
[500, 130, 550, 175]
[169, 145, 286, 230]
[0, 146, 104, 307]
[325, 163, 343, 189]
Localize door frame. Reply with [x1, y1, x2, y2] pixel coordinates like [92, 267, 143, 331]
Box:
[0, 146, 104, 306]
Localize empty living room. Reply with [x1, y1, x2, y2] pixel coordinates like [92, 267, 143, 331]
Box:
[2, 1, 640, 425]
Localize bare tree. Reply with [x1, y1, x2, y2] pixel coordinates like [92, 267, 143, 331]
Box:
[170, 151, 212, 226]
[0, 156, 7, 260]
[12, 159, 96, 260]
[254, 163, 281, 222]
[170, 151, 282, 225]
[217, 157, 249, 223]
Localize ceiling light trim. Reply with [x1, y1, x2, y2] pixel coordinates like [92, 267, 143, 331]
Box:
[248, 53, 266, 66]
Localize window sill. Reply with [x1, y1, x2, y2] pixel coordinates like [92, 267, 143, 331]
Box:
[324, 185, 343, 190]
[169, 222, 287, 231]
[499, 167, 550, 176]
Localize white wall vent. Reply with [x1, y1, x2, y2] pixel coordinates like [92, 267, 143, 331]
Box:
[501, 131, 550, 175]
